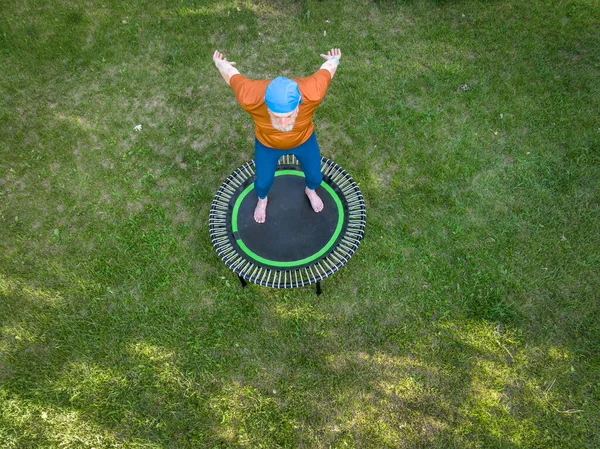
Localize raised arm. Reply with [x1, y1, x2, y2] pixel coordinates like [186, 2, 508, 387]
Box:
[319, 48, 342, 78]
[212, 50, 240, 85]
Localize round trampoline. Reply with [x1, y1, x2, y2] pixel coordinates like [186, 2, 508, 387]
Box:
[209, 155, 366, 292]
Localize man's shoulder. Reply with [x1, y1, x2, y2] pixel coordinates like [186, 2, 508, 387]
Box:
[231, 75, 270, 107]
[295, 69, 331, 102]
[231, 74, 270, 93]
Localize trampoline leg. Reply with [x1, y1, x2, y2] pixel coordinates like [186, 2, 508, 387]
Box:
[316, 280, 322, 296]
[238, 276, 247, 288]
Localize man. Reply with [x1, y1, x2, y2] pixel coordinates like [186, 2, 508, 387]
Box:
[212, 48, 342, 223]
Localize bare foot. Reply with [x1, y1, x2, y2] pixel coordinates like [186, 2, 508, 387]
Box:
[305, 187, 324, 213]
[254, 197, 268, 223]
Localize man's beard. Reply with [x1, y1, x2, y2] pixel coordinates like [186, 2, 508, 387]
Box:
[271, 119, 295, 132]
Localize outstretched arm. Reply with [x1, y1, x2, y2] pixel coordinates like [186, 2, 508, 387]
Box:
[320, 48, 342, 78]
[212, 50, 240, 85]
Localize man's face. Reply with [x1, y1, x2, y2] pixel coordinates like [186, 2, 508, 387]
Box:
[269, 107, 299, 132]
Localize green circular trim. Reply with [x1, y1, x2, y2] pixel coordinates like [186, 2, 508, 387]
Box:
[231, 170, 344, 267]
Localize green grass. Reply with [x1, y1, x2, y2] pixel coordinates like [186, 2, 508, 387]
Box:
[1, 0, 599, 447]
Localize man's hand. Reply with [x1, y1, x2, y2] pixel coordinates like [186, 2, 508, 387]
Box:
[213, 50, 239, 85]
[319, 48, 341, 78]
[320, 48, 342, 63]
[213, 50, 236, 68]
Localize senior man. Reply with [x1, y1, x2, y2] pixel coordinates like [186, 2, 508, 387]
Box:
[212, 48, 341, 223]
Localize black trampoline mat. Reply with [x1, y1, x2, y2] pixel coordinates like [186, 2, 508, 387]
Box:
[231, 173, 344, 267]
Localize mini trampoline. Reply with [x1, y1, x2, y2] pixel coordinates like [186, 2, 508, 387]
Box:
[209, 155, 366, 293]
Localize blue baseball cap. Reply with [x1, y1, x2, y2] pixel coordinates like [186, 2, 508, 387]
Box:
[264, 77, 302, 113]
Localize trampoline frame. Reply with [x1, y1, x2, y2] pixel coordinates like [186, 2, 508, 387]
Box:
[209, 155, 366, 293]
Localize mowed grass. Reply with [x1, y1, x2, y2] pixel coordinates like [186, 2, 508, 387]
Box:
[1, 0, 599, 447]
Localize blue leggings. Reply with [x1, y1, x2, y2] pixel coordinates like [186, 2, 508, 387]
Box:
[254, 132, 323, 199]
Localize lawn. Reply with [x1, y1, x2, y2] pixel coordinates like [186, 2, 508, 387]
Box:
[1, 0, 599, 447]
